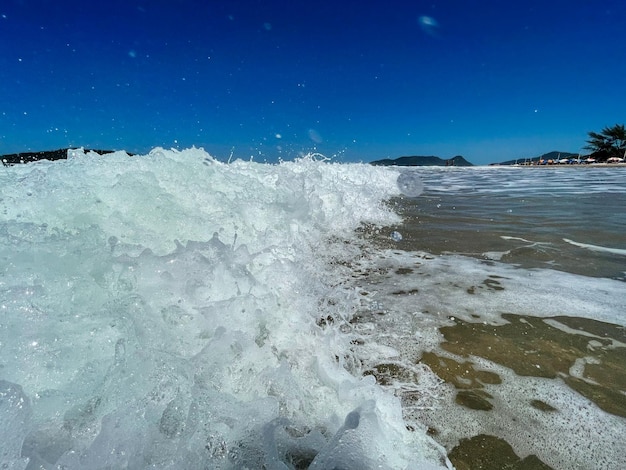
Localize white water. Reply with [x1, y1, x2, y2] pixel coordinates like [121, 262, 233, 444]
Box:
[0, 149, 450, 469]
[563, 238, 626, 256]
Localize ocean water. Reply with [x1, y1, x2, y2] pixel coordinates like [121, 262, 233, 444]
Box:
[1, 149, 624, 469]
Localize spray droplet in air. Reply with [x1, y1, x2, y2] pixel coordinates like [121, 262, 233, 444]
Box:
[308, 128, 323, 144]
[418, 15, 440, 37]
[391, 231, 403, 242]
[397, 171, 424, 197]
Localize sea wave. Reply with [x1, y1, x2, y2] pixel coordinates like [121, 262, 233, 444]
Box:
[0, 148, 450, 469]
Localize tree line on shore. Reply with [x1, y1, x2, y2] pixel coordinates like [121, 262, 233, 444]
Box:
[497, 124, 626, 165]
[585, 124, 626, 162]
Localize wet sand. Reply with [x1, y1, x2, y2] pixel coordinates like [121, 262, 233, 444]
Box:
[433, 314, 626, 417]
[363, 312, 626, 468]
[422, 314, 625, 468]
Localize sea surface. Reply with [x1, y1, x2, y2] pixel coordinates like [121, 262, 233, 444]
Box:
[1, 149, 625, 469]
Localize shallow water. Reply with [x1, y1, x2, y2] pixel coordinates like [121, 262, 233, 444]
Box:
[355, 166, 626, 469]
[391, 167, 626, 280]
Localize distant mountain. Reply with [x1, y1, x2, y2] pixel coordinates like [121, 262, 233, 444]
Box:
[370, 155, 473, 166]
[493, 151, 578, 166]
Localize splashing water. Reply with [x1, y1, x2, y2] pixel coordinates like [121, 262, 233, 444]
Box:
[0, 148, 450, 469]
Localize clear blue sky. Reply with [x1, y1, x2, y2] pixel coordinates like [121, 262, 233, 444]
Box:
[1, 0, 625, 165]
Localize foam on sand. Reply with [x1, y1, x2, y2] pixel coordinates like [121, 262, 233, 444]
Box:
[342, 248, 626, 469]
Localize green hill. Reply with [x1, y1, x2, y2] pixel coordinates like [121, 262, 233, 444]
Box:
[371, 155, 473, 166]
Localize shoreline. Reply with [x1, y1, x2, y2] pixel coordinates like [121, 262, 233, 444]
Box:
[488, 162, 626, 168]
[3, 148, 626, 168]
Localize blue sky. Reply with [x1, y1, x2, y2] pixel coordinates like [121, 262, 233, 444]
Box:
[1, 0, 625, 165]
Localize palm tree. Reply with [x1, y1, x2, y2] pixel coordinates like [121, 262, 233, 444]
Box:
[585, 124, 626, 160]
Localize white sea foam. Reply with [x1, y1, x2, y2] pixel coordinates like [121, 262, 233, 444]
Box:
[416, 165, 626, 196]
[563, 237, 626, 256]
[0, 148, 451, 469]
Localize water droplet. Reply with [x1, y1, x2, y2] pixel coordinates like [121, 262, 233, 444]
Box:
[391, 231, 403, 242]
[397, 172, 424, 197]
